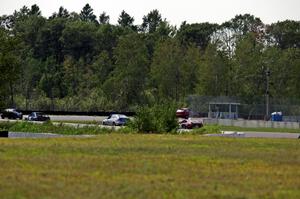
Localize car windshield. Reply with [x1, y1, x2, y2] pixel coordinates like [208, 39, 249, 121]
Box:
[118, 118, 128, 122]
[36, 112, 45, 116]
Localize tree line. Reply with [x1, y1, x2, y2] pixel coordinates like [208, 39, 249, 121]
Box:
[0, 4, 300, 111]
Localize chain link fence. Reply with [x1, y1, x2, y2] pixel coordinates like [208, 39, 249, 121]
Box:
[187, 95, 300, 121]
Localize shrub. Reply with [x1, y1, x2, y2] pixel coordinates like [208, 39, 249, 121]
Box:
[130, 103, 178, 133]
[0, 122, 15, 130]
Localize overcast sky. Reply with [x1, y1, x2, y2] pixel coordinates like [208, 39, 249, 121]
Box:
[0, 0, 299, 26]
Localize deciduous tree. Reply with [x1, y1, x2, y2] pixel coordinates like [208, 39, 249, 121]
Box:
[103, 33, 149, 109]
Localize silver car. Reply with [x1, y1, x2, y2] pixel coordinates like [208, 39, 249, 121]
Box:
[102, 114, 130, 126]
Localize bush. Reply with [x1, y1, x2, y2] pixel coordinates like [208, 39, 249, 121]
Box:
[130, 103, 178, 133]
[0, 122, 15, 130]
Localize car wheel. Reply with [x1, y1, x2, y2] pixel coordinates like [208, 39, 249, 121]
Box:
[194, 124, 200, 128]
[112, 122, 116, 126]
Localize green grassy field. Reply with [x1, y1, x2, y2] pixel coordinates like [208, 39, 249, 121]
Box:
[219, 125, 300, 133]
[17, 120, 300, 134]
[0, 134, 299, 199]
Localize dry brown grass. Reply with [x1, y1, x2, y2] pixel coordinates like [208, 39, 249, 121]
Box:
[0, 134, 299, 198]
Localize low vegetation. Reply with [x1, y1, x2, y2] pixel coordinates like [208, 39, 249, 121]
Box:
[129, 103, 178, 133]
[2, 119, 300, 136]
[219, 125, 300, 133]
[1, 121, 220, 135]
[0, 121, 114, 135]
[0, 134, 299, 199]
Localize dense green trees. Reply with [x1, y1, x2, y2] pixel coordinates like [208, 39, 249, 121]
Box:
[267, 20, 300, 49]
[196, 44, 228, 96]
[0, 28, 21, 107]
[0, 4, 299, 111]
[103, 33, 149, 110]
[177, 22, 218, 50]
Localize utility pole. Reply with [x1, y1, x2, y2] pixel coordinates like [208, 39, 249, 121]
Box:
[266, 68, 270, 120]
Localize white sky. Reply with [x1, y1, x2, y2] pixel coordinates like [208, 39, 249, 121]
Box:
[0, 0, 299, 26]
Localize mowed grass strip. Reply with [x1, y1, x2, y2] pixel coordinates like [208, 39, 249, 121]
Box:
[0, 134, 299, 199]
[219, 125, 300, 133]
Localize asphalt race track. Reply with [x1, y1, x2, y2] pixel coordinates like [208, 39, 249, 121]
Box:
[1, 116, 300, 139]
[48, 115, 107, 122]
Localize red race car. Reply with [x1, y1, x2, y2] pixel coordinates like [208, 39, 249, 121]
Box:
[176, 108, 190, 119]
[179, 118, 203, 129]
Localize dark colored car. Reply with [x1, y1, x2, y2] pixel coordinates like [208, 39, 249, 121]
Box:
[1, 108, 23, 119]
[102, 114, 130, 126]
[27, 112, 50, 121]
[179, 118, 203, 129]
[176, 108, 190, 119]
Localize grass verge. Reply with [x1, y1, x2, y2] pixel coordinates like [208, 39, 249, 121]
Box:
[219, 125, 300, 133]
[0, 121, 223, 135]
[0, 134, 299, 199]
[0, 121, 114, 135]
